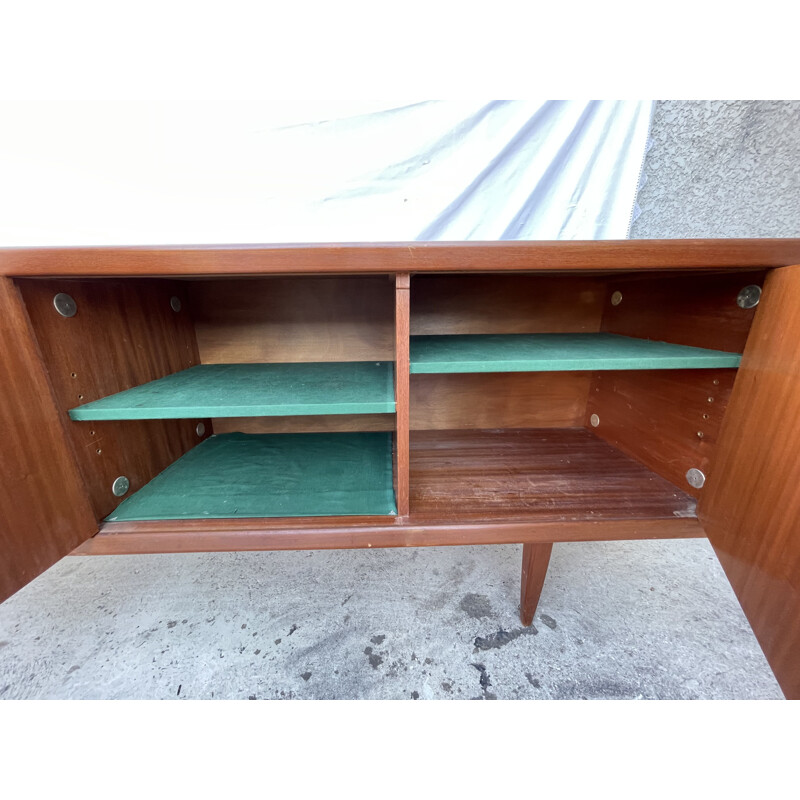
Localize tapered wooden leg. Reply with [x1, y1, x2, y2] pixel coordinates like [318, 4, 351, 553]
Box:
[520, 542, 553, 626]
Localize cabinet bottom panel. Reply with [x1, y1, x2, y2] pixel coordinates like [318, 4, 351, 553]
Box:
[106, 431, 398, 521]
[409, 428, 696, 523]
[75, 427, 704, 554]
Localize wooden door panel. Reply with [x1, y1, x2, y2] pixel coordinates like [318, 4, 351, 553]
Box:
[699, 265, 800, 699]
[0, 278, 97, 603]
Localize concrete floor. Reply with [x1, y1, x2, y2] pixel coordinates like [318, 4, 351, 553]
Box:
[0, 539, 782, 699]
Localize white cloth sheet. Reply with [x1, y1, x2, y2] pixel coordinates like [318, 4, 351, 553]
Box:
[0, 100, 653, 244]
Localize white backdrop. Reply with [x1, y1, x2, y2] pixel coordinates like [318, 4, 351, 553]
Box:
[0, 100, 652, 245]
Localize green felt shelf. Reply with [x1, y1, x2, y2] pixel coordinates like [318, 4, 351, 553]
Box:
[107, 432, 397, 521]
[409, 333, 742, 373]
[69, 362, 395, 421]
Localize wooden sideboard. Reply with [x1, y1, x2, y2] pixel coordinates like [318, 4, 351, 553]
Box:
[2, 240, 799, 697]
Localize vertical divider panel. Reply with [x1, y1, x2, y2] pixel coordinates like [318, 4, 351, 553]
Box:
[394, 274, 411, 517]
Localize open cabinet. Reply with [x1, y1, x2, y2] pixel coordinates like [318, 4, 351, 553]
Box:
[1, 240, 799, 698]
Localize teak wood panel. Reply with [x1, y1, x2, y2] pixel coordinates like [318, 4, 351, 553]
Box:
[394, 274, 411, 516]
[188, 276, 394, 364]
[409, 428, 698, 523]
[213, 414, 394, 434]
[75, 516, 702, 555]
[699, 265, 800, 700]
[411, 274, 605, 335]
[411, 372, 592, 430]
[0, 278, 96, 603]
[600, 271, 764, 353]
[17, 278, 206, 521]
[585, 369, 735, 499]
[4, 240, 800, 276]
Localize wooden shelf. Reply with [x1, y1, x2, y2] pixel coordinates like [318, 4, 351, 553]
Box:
[69, 362, 395, 421]
[409, 333, 742, 374]
[409, 428, 698, 523]
[107, 431, 397, 521]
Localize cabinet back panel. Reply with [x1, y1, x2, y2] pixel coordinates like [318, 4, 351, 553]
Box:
[411, 274, 605, 335]
[411, 372, 591, 430]
[585, 368, 735, 498]
[213, 414, 395, 434]
[189, 276, 394, 364]
[17, 278, 206, 521]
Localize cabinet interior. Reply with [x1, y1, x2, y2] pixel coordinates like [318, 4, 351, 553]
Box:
[15, 269, 764, 533]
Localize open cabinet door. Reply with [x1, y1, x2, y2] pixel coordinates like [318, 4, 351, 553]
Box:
[0, 277, 97, 603]
[699, 265, 800, 699]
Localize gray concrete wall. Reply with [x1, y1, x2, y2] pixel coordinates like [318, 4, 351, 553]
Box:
[631, 100, 800, 238]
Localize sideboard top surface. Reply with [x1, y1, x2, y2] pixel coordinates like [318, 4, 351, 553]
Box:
[3, 239, 800, 277]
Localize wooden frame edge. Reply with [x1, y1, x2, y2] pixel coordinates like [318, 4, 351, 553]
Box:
[72, 517, 704, 555]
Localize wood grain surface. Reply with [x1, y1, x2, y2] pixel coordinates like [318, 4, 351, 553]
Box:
[74, 516, 702, 555]
[213, 414, 394, 434]
[601, 271, 764, 353]
[73, 427, 704, 554]
[411, 274, 604, 334]
[411, 372, 591, 430]
[520, 543, 553, 626]
[17, 278, 206, 520]
[699, 264, 800, 699]
[189, 276, 394, 363]
[586, 369, 736, 498]
[0, 278, 96, 602]
[408, 428, 698, 522]
[394, 274, 411, 516]
[3, 240, 800, 276]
